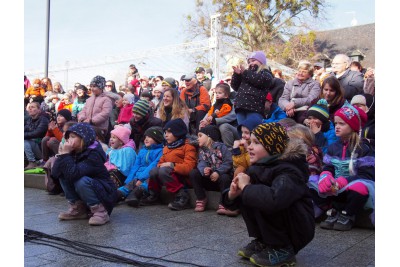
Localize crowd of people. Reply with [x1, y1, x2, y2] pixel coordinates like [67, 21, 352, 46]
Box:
[24, 51, 375, 266]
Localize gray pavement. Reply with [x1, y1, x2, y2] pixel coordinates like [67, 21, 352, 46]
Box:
[25, 188, 375, 267]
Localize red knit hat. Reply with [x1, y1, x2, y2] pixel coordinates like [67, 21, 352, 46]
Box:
[266, 92, 273, 102]
[334, 104, 368, 132]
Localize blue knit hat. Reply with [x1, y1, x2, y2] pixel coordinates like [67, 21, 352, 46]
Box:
[237, 116, 263, 134]
[65, 123, 96, 150]
[163, 118, 187, 139]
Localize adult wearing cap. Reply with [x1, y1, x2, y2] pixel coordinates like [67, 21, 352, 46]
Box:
[78, 76, 113, 135]
[138, 76, 152, 97]
[231, 50, 273, 127]
[195, 66, 212, 91]
[180, 72, 211, 135]
[129, 99, 162, 150]
[330, 54, 364, 101]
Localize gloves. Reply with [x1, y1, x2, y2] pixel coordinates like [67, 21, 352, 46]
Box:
[335, 176, 348, 190]
[318, 171, 335, 193]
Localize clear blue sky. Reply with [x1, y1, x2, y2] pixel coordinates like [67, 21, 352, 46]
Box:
[24, 0, 375, 72]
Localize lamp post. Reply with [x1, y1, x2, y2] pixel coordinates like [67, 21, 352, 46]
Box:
[44, 0, 51, 77]
[350, 50, 365, 62]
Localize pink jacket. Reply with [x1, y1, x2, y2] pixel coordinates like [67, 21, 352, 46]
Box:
[77, 92, 113, 131]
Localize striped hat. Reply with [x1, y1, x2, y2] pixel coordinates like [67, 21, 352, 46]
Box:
[306, 99, 329, 124]
[132, 99, 150, 117]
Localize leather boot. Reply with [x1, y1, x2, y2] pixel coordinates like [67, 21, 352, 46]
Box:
[58, 200, 88, 220]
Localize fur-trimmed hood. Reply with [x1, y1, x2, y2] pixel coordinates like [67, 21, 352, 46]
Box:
[278, 138, 308, 161]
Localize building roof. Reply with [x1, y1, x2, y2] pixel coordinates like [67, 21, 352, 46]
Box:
[314, 23, 375, 68]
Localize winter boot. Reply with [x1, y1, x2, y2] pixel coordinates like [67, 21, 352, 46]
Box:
[333, 210, 356, 231]
[168, 189, 190, 211]
[88, 203, 110, 226]
[58, 200, 89, 220]
[139, 190, 160, 206]
[126, 187, 145, 207]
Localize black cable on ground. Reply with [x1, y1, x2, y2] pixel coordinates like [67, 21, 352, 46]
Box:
[25, 229, 209, 267]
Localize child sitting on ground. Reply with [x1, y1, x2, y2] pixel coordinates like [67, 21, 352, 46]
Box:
[222, 122, 315, 266]
[309, 103, 375, 231]
[189, 125, 237, 216]
[117, 126, 164, 207]
[52, 123, 118, 226]
[262, 92, 287, 123]
[140, 118, 197, 211]
[104, 126, 137, 188]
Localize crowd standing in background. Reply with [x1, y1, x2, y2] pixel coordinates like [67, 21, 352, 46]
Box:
[24, 51, 375, 266]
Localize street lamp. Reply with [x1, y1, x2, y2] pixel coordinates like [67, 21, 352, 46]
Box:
[349, 49, 365, 62]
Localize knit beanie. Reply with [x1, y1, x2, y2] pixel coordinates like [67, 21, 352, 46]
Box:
[334, 103, 368, 132]
[252, 122, 289, 156]
[247, 51, 267, 65]
[90, 75, 106, 89]
[306, 99, 329, 124]
[57, 109, 72, 121]
[199, 125, 222, 142]
[162, 77, 175, 88]
[144, 126, 164, 144]
[110, 126, 131, 145]
[350, 94, 367, 106]
[237, 116, 263, 134]
[65, 123, 95, 150]
[123, 93, 135, 104]
[163, 118, 188, 139]
[132, 99, 150, 117]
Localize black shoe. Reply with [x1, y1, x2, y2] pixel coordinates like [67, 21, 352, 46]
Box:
[333, 210, 355, 231]
[116, 190, 126, 203]
[250, 245, 296, 267]
[126, 187, 144, 207]
[320, 208, 339, 230]
[238, 238, 266, 259]
[168, 190, 190, 211]
[139, 191, 160, 206]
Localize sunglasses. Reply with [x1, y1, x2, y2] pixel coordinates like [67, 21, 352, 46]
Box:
[105, 84, 113, 87]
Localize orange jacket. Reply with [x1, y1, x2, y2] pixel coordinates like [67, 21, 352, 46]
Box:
[45, 127, 64, 141]
[207, 98, 232, 118]
[180, 84, 210, 112]
[157, 139, 197, 177]
[25, 86, 45, 97]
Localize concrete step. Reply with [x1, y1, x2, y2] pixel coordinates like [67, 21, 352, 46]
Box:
[24, 173, 223, 210]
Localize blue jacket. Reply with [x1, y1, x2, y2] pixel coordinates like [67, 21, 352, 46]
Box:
[124, 143, 163, 188]
[105, 140, 137, 177]
[263, 103, 287, 124]
[314, 121, 339, 154]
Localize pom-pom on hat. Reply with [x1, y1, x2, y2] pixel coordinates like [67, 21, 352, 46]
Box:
[334, 103, 368, 132]
[144, 126, 164, 144]
[90, 75, 106, 89]
[57, 109, 72, 122]
[163, 118, 188, 139]
[247, 51, 267, 65]
[132, 99, 150, 117]
[199, 125, 222, 142]
[252, 122, 289, 156]
[306, 99, 329, 124]
[110, 126, 131, 145]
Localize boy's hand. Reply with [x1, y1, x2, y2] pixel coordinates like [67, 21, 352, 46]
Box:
[228, 177, 241, 200]
[204, 167, 212, 176]
[210, 172, 219, 182]
[236, 172, 250, 190]
[135, 180, 142, 187]
[309, 121, 322, 134]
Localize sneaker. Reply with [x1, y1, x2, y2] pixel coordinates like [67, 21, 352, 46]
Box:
[24, 161, 38, 171]
[139, 191, 160, 206]
[250, 245, 296, 267]
[320, 208, 339, 230]
[216, 204, 239, 216]
[169, 190, 190, 211]
[238, 238, 266, 259]
[333, 210, 355, 231]
[216, 204, 227, 215]
[194, 198, 207, 212]
[126, 187, 144, 208]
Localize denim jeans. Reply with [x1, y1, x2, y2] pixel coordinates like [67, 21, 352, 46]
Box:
[24, 140, 42, 162]
[60, 176, 100, 207]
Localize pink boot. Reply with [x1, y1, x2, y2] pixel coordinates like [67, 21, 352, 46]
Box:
[58, 200, 88, 220]
[88, 204, 110, 226]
